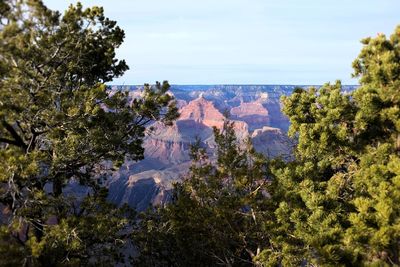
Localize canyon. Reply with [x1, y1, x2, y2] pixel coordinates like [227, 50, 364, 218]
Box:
[107, 84, 354, 210]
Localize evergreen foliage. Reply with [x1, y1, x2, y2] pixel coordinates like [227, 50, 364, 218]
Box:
[0, 0, 178, 265]
[256, 26, 400, 266]
[136, 25, 400, 267]
[1, 0, 399, 265]
[134, 121, 273, 266]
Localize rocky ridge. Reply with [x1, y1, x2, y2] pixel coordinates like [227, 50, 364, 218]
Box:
[107, 85, 335, 210]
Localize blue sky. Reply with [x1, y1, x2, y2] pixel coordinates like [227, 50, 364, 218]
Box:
[44, 0, 400, 85]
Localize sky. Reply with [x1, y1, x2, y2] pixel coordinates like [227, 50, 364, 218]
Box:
[44, 0, 400, 85]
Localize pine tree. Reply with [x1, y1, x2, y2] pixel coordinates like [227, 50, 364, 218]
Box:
[134, 121, 273, 266]
[343, 26, 400, 265]
[0, 0, 178, 265]
[257, 25, 400, 266]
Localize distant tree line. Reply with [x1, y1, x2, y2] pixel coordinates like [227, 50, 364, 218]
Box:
[1, 0, 399, 266]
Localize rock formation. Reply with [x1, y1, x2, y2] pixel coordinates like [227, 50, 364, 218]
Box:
[107, 85, 310, 210]
[230, 101, 270, 132]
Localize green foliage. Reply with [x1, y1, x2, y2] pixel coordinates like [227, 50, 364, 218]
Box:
[134, 121, 273, 266]
[134, 25, 400, 266]
[0, 0, 178, 265]
[2, 1, 397, 265]
[257, 26, 400, 266]
[26, 192, 136, 266]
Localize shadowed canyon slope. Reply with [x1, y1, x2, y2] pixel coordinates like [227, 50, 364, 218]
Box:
[107, 85, 356, 210]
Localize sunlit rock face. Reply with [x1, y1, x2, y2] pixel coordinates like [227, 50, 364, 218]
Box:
[108, 85, 342, 210]
[179, 95, 249, 139]
[230, 101, 270, 132]
[179, 95, 225, 125]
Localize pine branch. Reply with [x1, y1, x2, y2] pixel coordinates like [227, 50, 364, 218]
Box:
[1, 120, 27, 149]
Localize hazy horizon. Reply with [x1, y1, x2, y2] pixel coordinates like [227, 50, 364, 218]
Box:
[110, 83, 359, 86]
[44, 0, 400, 85]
